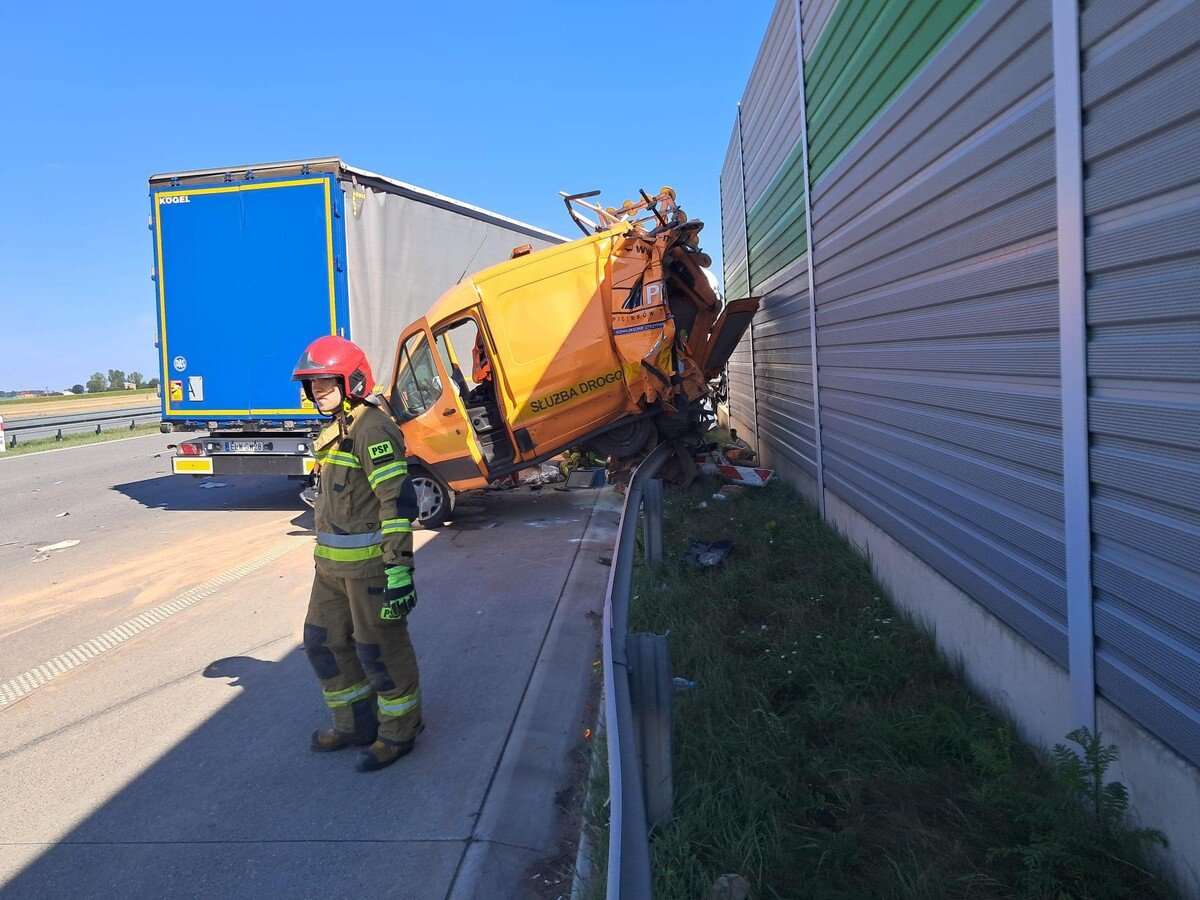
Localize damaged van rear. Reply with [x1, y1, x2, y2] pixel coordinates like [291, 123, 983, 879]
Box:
[385, 188, 758, 522]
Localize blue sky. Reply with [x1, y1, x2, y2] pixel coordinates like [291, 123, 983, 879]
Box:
[0, 1, 772, 392]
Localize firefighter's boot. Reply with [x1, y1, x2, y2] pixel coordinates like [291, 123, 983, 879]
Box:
[356, 734, 417, 772]
[310, 724, 377, 753]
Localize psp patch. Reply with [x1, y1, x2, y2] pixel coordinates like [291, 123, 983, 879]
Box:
[367, 440, 395, 462]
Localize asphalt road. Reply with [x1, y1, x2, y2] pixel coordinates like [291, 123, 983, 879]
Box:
[0, 435, 618, 898]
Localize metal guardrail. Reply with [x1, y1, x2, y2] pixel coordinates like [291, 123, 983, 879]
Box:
[2, 405, 160, 446]
[602, 442, 672, 899]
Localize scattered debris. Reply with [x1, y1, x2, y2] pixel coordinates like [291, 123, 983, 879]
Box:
[522, 464, 565, 487]
[597, 556, 613, 566]
[712, 492, 727, 501]
[697, 501, 708, 509]
[695, 448, 775, 487]
[35, 539, 80, 553]
[683, 539, 732, 568]
[564, 467, 606, 490]
[709, 874, 751, 900]
[199, 482, 228, 489]
[54, 511, 70, 518]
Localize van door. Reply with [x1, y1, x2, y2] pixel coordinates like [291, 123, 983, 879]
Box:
[387, 319, 487, 488]
[694, 297, 759, 378]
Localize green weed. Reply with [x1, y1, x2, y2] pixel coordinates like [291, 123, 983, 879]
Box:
[629, 478, 1175, 899]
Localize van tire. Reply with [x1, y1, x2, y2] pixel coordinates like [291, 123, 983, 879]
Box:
[409, 465, 455, 528]
[587, 418, 655, 459]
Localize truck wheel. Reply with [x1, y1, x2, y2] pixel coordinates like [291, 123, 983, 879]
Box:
[588, 418, 654, 459]
[409, 465, 454, 527]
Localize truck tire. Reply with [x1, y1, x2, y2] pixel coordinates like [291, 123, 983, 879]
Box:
[587, 417, 655, 459]
[409, 465, 455, 528]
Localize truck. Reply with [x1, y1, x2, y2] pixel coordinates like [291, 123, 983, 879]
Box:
[149, 158, 563, 487]
[379, 187, 758, 521]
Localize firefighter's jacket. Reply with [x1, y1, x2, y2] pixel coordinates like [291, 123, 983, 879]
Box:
[312, 403, 417, 581]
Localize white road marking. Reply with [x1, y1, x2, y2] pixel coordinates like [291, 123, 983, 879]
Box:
[0, 535, 309, 710]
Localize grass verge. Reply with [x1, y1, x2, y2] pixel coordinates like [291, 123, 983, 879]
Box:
[1, 423, 161, 458]
[630, 478, 1174, 899]
[0, 388, 157, 407]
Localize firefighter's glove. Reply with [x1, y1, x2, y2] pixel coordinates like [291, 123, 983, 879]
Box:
[381, 566, 416, 621]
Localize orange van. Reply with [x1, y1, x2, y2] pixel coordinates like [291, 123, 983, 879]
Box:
[384, 189, 757, 523]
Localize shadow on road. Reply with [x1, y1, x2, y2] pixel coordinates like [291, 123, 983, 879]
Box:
[112, 475, 305, 512]
[3, 647, 466, 897]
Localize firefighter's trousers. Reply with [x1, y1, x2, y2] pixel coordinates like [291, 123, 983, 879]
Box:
[303, 568, 422, 743]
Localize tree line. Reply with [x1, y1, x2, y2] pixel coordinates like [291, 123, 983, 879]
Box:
[78, 370, 160, 394]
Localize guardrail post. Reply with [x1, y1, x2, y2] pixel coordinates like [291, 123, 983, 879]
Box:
[628, 631, 674, 828]
[0, 415, 5, 453]
[643, 478, 663, 566]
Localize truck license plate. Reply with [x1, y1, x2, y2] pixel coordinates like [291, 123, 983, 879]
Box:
[226, 441, 269, 453]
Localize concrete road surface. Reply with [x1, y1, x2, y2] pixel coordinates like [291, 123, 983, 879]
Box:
[0, 435, 618, 898]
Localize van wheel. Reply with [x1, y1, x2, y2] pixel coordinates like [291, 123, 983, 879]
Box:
[410, 466, 454, 527]
[587, 418, 655, 459]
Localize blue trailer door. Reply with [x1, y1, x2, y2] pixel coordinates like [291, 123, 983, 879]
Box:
[152, 176, 346, 419]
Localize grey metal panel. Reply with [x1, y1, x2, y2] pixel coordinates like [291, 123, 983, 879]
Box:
[804, 0, 1069, 676]
[822, 461, 1069, 665]
[1082, 0, 1200, 766]
[802, 0, 841, 56]
[745, 261, 818, 479]
[812, 0, 1052, 221]
[721, 124, 749, 290]
[720, 120, 753, 436]
[740, 0, 802, 208]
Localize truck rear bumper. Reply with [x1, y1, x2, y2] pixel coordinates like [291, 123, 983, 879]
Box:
[172, 455, 315, 476]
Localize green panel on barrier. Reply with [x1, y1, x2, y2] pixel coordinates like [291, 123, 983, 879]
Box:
[746, 143, 807, 290]
[724, 258, 750, 304]
[805, 0, 983, 182]
[738, 0, 981, 290]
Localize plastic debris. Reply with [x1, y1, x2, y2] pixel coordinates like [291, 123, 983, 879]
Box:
[54, 511, 70, 518]
[199, 482, 228, 489]
[672, 677, 696, 691]
[522, 464, 564, 487]
[712, 492, 726, 501]
[709, 874, 751, 900]
[35, 539, 80, 553]
[683, 539, 732, 568]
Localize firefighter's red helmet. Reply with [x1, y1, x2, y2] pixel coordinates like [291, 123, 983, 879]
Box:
[292, 335, 375, 403]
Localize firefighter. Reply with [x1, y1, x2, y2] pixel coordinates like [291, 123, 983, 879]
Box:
[292, 335, 423, 772]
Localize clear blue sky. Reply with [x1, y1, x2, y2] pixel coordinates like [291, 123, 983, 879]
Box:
[0, 1, 771, 392]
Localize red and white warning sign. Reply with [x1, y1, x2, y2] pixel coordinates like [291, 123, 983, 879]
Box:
[716, 464, 774, 487]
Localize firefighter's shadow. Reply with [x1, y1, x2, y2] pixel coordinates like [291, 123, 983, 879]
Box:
[3, 646, 446, 896]
[111, 474, 305, 511]
[202, 655, 279, 689]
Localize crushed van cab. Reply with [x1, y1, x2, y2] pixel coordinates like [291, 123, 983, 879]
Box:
[385, 188, 758, 523]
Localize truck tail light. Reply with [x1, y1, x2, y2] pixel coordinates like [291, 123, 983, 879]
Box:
[178, 441, 206, 456]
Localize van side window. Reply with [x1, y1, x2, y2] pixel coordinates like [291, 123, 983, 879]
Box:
[394, 332, 440, 417]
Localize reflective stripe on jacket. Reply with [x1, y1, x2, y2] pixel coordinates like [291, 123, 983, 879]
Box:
[312, 404, 418, 578]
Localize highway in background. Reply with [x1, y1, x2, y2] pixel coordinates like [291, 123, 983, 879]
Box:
[0, 435, 617, 897]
